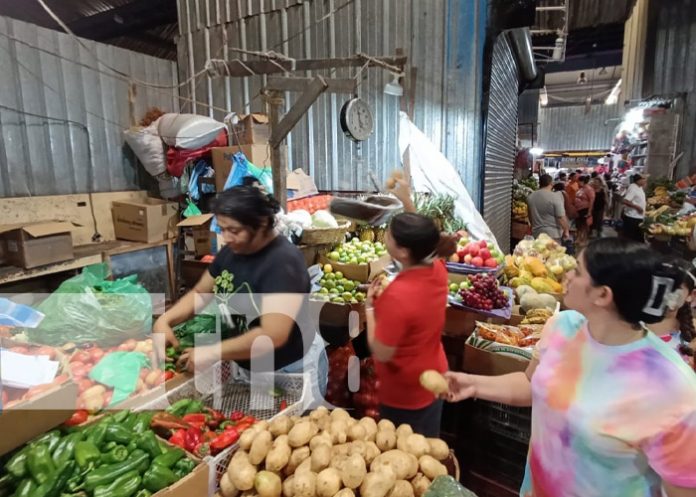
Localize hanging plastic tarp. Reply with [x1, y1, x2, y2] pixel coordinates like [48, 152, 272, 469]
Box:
[398, 112, 500, 251]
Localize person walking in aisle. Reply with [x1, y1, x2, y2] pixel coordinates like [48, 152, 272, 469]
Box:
[443, 238, 696, 497]
[565, 172, 580, 205]
[622, 173, 648, 242]
[526, 174, 570, 242]
[574, 175, 595, 246]
[590, 177, 606, 238]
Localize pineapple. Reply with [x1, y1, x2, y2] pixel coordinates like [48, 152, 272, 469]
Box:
[358, 227, 375, 242]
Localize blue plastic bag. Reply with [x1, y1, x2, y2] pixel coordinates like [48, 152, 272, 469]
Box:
[223, 152, 273, 193]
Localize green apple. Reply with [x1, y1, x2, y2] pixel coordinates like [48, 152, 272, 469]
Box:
[328, 251, 340, 261]
[355, 292, 365, 302]
[325, 273, 336, 280]
[335, 285, 345, 293]
[349, 257, 358, 264]
[335, 271, 344, 279]
[343, 281, 355, 291]
[319, 287, 329, 294]
[449, 283, 459, 292]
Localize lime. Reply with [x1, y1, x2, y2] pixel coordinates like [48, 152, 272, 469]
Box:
[325, 280, 336, 289]
[357, 256, 368, 264]
[325, 273, 336, 280]
[343, 281, 355, 291]
[335, 271, 344, 279]
[354, 293, 365, 302]
[331, 297, 344, 304]
[449, 283, 459, 292]
[328, 252, 340, 261]
[342, 292, 353, 301]
[335, 285, 345, 293]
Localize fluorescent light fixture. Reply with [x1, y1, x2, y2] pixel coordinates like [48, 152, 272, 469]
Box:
[530, 147, 544, 156]
[605, 78, 622, 105]
[384, 75, 403, 96]
[540, 87, 548, 106]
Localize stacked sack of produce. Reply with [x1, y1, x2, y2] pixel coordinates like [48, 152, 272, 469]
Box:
[504, 234, 576, 293]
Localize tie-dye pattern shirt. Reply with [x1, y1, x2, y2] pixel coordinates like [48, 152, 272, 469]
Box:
[521, 310, 696, 497]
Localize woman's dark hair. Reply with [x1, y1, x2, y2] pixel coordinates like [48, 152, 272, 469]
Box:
[389, 213, 440, 263]
[552, 182, 565, 192]
[579, 175, 591, 185]
[584, 238, 686, 326]
[241, 176, 261, 187]
[558, 172, 567, 181]
[211, 185, 280, 231]
[675, 264, 696, 346]
[591, 171, 598, 178]
[569, 172, 577, 180]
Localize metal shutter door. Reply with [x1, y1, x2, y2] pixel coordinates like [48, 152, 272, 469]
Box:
[483, 34, 519, 254]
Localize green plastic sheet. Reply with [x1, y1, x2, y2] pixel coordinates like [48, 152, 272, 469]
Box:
[89, 351, 150, 406]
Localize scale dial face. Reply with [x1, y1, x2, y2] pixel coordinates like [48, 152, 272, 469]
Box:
[340, 98, 374, 142]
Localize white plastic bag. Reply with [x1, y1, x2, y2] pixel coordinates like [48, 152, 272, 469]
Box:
[123, 119, 166, 176]
[158, 113, 226, 150]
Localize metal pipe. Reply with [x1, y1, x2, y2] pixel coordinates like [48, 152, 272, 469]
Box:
[508, 27, 538, 82]
[536, 6, 566, 11]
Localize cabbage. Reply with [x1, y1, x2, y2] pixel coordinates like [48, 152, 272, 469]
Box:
[286, 209, 312, 228]
[311, 210, 339, 228]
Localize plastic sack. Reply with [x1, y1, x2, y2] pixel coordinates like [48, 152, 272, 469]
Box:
[27, 264, 152, 347]
[223, 151, 274, 193]
[0, 298, 44, 328]
[158, 113, 226, 150]
[187, 160, 216, 201]
[166, 129, 228, 178]
[123, 118, 166, 176]
[89, 351, 150, 406]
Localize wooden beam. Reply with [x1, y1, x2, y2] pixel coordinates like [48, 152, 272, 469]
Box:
[266, 77, 357, 94]
[266, 92, 288, 208]
[208, 55, 408, 78]
[270, 76, 329, 148]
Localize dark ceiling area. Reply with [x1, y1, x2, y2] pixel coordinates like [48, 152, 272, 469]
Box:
[0, 0, 178, 60]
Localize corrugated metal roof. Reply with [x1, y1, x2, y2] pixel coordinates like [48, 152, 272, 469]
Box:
[537, 103, 620, 151]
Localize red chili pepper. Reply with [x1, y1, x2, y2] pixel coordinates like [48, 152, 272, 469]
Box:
[63, 409, 89, 427]
[230, 411, 244, 422]
[193, 442, 210, 458]
[224, 424, 239, 432]
[279, 400, 288, 411]
[164, 370, 175, 381]
[235, 423, 252, 433]
[203, 407, 225, 422]
[210, 429, 239, 455]
[203, 430, 217, 442]
[169, 429, 187, 449]
[184, 427, 203, 452]
[239, 415, 256, 424]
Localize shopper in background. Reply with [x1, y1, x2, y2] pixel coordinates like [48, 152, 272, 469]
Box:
[622, 173, 648, 242]
[556, 171, 567, 185]
[590, 177, 606, 238]
[565, 172, 580, 205]
[527, 174, 570, 242]
[365, 208, 449, 437]
[444, 238, 696, 497]
[573, 175, 595, 246]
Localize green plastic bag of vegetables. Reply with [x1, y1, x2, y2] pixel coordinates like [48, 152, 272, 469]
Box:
[27, 264, 152, 346]
[89, 351, 150, 406]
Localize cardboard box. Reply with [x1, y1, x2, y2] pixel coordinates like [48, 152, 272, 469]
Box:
[211, 145, 280, 192]
[113, 371, 192, 410]
[231, 113, 270, 145]
[0, 222, 75, 268]
[112, 198, 178, 243]
[154, 456, 208, 497]
[178, 214, 214, 258]
[464, 343, 529, 376]
[317, 253, 391, 283]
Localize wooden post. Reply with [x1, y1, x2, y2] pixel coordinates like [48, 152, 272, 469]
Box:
[266, 91, 288, 208]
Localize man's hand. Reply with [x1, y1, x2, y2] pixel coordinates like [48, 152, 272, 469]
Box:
[153, 316, 179, 349]
[177, 345, 219, 373]
[388, 178, 413, 206]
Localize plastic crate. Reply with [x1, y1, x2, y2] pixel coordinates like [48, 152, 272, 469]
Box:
[473, 402, 531, 444]
[134, 361, 309, 495]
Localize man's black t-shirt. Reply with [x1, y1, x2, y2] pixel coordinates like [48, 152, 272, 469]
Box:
[208, 236, 314, 370]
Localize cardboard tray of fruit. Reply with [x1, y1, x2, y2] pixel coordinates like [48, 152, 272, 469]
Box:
[448, 287, 514, 320]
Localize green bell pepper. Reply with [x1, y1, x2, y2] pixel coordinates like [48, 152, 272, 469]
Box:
[136, 432, 162, 459]
[5, 446, 30, 480]
[84, 450, 150, 492]
[30, 431, 62, 454]
[93, 470, 141, 497]
[126, 440, 138, 453]
[87, 424, 108, 448]
[0, 474, 13, 497]
[74, 441, 101, 469]
[11, 479, 36, 497]
[131, 413, 154, 434]
[134, 490, 152, 497]
[52, 433, 82, 468]
[101, 445, 128, 464]
[152, 447, 184, 469]
[112, 410, 130, 424]
[104, 425, 132, 445]
[172, 457, 195, 478]
[142, 464, 178, 493]
[33, 460, 76, 497]
[27, 444, 56, 485]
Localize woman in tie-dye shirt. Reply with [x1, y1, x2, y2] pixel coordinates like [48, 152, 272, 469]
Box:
[445, 238, 696, 497]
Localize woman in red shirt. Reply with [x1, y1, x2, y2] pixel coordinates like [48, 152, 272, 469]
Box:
[365, 211, 449, 436]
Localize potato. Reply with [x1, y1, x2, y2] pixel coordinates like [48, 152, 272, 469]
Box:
[316, 468, 342, 497]
[396, 436, 408, 453]
[377, 419, 396, 432]
[405, 435, 429, 458]
[282, 475, 295, 497]
[240, 428, 260, 451]
[388, 481, 414, 497]
[256, 421, 270, 431]
[293, 471, 317, 497]
[376, 431, 397, 452]
[348, 441, 366, 459]
[364, 442, 381, 465]
[241, 492, 259, 497]
[290, 416, 302, 424]
[329, 420, 349, 444]
[289, 421, 318, 448]
[287, 447, 311, 475]
[370, 451, 413, 481]
[419, 370, 449, 395]
[405, 454, 419, 479]
[359, 417, 378, 442]
[266, 437, 292, 472]
[410, 474, 430, 497]
[426, 439, 449, 461]
[335, 489, 355, 497]
[309, 433, 332, 451]
[310, 406, 329, 420]
[315, 416, 330, 431]
[311, 445, 331, 472]
[395, 424, 413, 439]
[330, 454, 349, 472]
[418, 455, 447, 480]
[295, 457, 313, 475]
[330, 408, 351, 421]
[250, 431, 273, 465]
[221, 473, 240, 497]
[360, 468, 396, 497]
[228, 452, 257, 491]
[331, 444, 351, 458]
[255, 471, 282, 497]
[340, 454, 367, 489]
[348, 423, 367, 441]
[270, 416, 294, 437]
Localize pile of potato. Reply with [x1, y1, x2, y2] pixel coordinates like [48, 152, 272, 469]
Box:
[217, 407, 451, 497]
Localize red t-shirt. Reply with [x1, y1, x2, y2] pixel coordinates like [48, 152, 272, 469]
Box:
[373, 260, 449, 409]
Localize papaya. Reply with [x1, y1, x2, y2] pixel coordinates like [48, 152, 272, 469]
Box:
[523, 257, 547, 277]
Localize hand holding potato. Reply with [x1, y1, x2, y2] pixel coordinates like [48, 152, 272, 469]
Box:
[443, 371, 477, 402]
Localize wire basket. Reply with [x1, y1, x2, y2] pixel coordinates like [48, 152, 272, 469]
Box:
[134, 361, 309, 495]
[300, 221, 351, 245]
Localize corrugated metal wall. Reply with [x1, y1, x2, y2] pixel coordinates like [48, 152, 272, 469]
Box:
[482, 34, 519, 255]
[176, 0, 487, 204]
[537, 103, 621, 151]
[0, 16, 178, 198]
[644, 0, 696, 178]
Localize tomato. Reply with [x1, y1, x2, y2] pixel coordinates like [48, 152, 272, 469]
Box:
[64, 409, 89, 426]
[70, 362, 89, 379]
[71, 350, 91, 364]
[24, 383, 56, 399]
[87, 347, 105, 363]
[164, 370, 175, 381]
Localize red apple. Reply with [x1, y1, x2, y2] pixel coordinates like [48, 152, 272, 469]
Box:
[471, 256, 484, 267]
[449, 254, 459, 263]
[479, 240, 488, 248]
[464, 254, 473, 264]
[456, 249, 467, 260]
[467, 244, 480, 257]
[484, 258, 498, 268]
[479, 248, 491, 260]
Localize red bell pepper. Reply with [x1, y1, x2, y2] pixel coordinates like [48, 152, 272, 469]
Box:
[203, 431, 217, 442]
[182, 413, 208, 430]
[64, 409, 89, 427]
[235, 422, 252, 433]
[279, 400, 288, 411]
[169, 429, 187, 449]
[230, 411, 244, 422]
[184, 427, 203, 452]
[239, 415, 256, 424]
[210, 429, 239, 455]
[193, 442, 210, 458]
